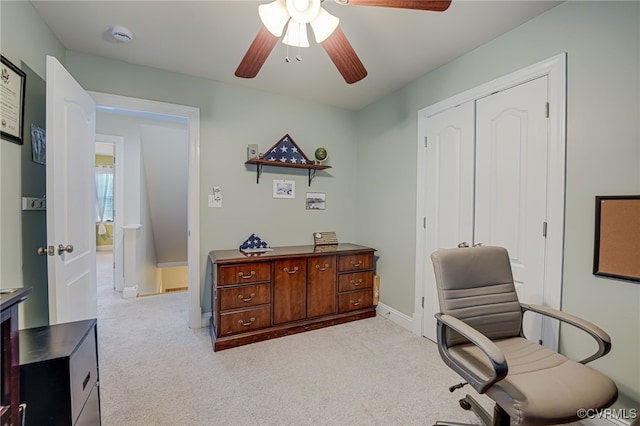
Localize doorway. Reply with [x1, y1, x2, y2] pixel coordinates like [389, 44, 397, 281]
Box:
[90, 92, 201, 329]
[95, 135, 124, 293]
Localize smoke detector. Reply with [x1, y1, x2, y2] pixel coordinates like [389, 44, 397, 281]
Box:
[111, 26, 133, 43]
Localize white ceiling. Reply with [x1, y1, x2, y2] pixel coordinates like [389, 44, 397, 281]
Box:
[30, 0, 561, 111]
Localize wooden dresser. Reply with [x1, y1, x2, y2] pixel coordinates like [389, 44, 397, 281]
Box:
[209, 244, 376, 351]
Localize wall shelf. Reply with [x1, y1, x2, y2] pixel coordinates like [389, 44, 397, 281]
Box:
[245, 134, 331, 186]
[245, 159, 331, 186]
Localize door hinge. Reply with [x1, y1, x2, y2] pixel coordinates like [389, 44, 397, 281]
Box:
[545, 102, 550, 118]
[423, 217, 426, 229]
[424, 136, 428, 148]
[542, 221, 548, 238]
[421, 297, 424, 308]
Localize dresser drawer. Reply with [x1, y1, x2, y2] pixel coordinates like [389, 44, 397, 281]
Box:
[339, 271, 373, 292]
[338, 253, 374, 272]
[219, 262, 271, 285]
[338, 290, 373, 313]
[219, 306, 271, 335]
[69, 329, 98, 424]
[219, 283, 271, 310]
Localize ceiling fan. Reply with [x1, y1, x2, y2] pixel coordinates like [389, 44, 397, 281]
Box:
[235, 0, 452, 84]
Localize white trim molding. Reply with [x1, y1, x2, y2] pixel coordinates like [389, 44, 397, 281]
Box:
[88, 91, 202, 329]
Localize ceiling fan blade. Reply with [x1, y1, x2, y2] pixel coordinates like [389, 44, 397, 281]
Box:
[338, 0, 452, 12]
[235, 26, 280, 79]
[321, 26, 367, 84]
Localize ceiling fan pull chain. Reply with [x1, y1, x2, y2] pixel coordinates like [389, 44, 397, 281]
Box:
[295, 20, 302, 61]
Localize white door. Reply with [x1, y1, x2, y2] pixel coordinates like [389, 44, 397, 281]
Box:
[474, 76, 549, 343]
[422, 78, 549, 344]
[422, 101, 475, 341]
[46, 56, 97, 324]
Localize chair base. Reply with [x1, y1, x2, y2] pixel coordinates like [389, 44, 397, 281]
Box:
[435, 394, 509, 426]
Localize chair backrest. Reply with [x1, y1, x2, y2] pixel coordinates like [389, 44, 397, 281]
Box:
[431, 246, 522, 346]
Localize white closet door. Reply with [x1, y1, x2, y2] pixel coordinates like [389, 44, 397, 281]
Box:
[422, 101, 475, 341]
[474, 76, 549, 342]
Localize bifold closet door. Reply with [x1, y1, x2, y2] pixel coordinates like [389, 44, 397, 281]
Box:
[423, 101, 475, 340]
[475, 76, 549, 343]
[425, 101, 475, 252]
[424, 76, 550, 343]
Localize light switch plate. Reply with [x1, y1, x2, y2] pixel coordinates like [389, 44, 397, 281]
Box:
[208, 194, 222, 208]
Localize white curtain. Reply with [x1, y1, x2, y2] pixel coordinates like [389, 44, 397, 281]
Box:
[95, 165, 114, 235]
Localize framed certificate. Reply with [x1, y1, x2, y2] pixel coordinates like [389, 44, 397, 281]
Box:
[1, 55, 27, 145]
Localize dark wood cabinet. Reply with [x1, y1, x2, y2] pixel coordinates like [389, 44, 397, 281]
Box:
[1, 287, 31, 426]
[210, 244, 376, 351]
[19, 319, 100, 426]
[273, 258, 307, 324]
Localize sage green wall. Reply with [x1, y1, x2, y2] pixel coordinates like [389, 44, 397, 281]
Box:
[0, 0, 65, 327]
[64, 51, 360, 313]
[2, 0, 638, 410]
[355, 1, 639, 410]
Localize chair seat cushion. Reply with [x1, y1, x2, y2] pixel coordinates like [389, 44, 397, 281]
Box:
[449, 337, 618, 424]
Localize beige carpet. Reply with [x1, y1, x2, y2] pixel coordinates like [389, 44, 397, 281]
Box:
[96, 252, 490, 425]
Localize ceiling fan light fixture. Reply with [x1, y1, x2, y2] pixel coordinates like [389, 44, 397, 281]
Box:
[259, 0, 289, 37]
[285, 0, 321, 24]
[282, 20, 310, 47]
[310, 8, 339, 43]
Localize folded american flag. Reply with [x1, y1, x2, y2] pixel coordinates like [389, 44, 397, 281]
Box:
[263, 134, 312, 165]
[239, 233, 272, 252]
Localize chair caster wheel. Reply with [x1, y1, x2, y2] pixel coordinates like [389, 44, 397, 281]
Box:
[459, 398, 472, 410]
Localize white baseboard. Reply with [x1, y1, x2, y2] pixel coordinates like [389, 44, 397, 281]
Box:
[201, 312, 212, 328]
[122, 285, 138, 299]
[376, 302, 414, 332]
[157, 261, 188, 268]
[97, 245, 113, 252]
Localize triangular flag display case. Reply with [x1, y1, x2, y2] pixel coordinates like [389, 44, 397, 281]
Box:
[245, 134, 331, 186]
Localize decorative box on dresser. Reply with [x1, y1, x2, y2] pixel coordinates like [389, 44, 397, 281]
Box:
[209, 244, 376, 351]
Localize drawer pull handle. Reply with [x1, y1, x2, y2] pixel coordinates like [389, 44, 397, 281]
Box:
[19, 403, 27, 426]
[238, 317, 256, 326]
[238, 271, 256, 279]
[315, 263, 330, 271]
[82, 372, 91, 391]
[350, 260, 363, 267]
[238, 293, 255, 302]
[283, 266, 299, 274]
[350, 279, 363, 286]
[350, 298, 362, 306]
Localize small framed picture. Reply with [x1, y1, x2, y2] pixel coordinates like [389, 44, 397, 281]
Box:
[31, 124, 46, 164]
[306, 192, 326, 210]
[273, 179, 295, 199]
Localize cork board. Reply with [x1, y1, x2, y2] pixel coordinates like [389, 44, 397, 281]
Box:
[593, 196, 640, 282]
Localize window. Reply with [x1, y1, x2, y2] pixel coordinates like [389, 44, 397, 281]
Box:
[96, 166, 114, 222]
